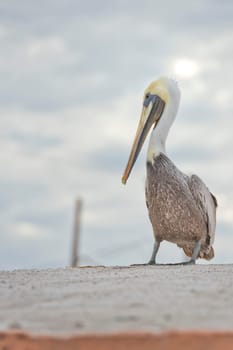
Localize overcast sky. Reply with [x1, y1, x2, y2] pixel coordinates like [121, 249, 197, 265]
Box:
[0, 0, 232, 269]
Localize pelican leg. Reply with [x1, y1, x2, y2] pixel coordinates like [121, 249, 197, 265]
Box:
[188, 239, 202, 264]
[130, 239, 160, 266]
[148, 240, 160, 265]
[167, 239, 202, 266]
[131, 240, 202, 267]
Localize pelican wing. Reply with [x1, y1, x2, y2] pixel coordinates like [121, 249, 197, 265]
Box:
[188, 174, 217, 250]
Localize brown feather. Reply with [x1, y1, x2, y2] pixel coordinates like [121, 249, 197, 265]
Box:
[145, 153, 217, 260]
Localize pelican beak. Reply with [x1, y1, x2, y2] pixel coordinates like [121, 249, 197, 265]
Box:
[122, 95, 164, 184]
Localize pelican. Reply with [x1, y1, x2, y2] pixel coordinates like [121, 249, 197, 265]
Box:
[122, 77, 217, 265]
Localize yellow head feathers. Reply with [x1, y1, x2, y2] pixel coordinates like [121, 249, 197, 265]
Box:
[143, 77, 171, 104]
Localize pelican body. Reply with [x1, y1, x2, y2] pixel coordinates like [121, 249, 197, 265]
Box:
[122, 77, 217, 265]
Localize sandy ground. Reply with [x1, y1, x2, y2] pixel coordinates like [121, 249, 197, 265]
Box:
[0, 264, 233, 335]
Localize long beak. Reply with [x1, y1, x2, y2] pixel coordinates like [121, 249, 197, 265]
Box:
[122, 96, 164, 184]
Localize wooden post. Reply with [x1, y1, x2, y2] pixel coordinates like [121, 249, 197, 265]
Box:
[71, 199, 83, 267]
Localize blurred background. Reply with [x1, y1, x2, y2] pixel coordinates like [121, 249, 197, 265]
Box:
[0, 0, 232, 269]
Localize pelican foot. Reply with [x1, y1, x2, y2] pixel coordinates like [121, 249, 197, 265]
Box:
[130, 259, 196, 267]
[148, 260, 156, 265]
[130, 262, 156, 266]
[180, 259, 196, 265]
[163, 259, 196, 266]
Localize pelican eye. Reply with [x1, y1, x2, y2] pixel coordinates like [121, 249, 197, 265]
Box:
[144, 93, 152, 107]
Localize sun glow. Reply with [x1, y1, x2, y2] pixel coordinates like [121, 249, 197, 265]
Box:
[173, 58, 199, 79]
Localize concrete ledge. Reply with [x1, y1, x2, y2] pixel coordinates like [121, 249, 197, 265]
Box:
[1, 265, 233, 349]
[1, 331, 233, 350]
[1, 266, 233, 334]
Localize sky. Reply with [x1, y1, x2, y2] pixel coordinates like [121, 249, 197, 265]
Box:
[0, 0, 232, 269]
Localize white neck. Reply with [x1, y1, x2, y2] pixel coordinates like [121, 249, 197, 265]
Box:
[147, 96, 180, 162]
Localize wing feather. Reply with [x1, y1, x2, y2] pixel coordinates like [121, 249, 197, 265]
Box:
[188, 174, 217, 248]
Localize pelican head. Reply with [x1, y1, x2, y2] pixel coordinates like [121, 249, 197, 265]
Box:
[122, 77, 180, 184]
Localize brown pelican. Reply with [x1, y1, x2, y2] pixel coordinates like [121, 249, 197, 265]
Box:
[122, 77, 217, 265]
